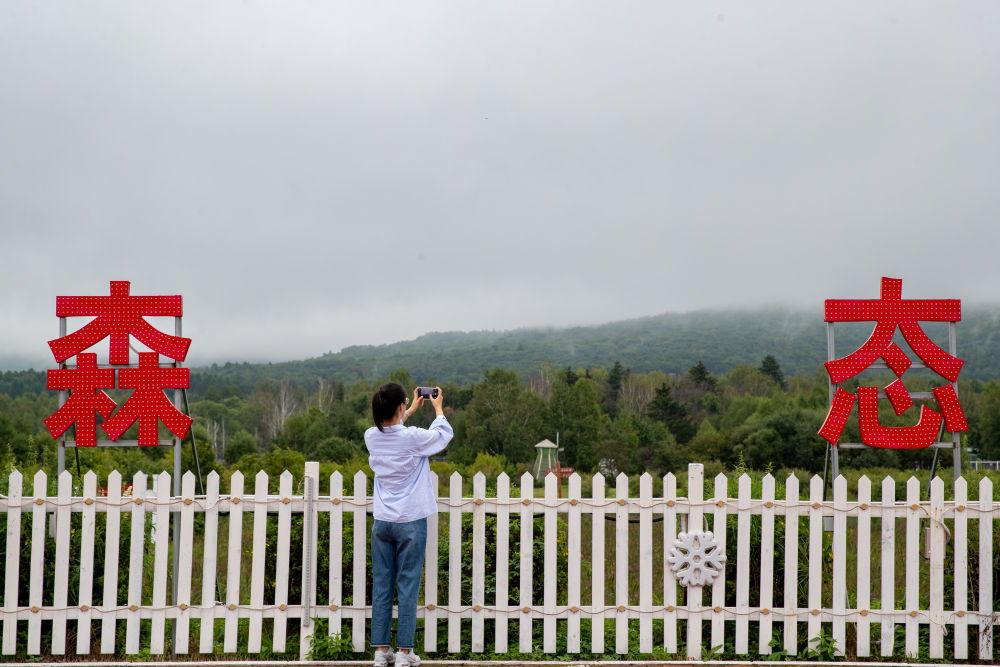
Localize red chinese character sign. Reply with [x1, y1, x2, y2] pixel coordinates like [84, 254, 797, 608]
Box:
[819, 277, 968, 450]
[44, 281, 193, 447]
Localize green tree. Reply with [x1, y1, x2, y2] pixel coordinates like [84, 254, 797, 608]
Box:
[688, 361, 717, 391]
[759, 354, 786, 388]
[592, 412, 638, 475]
[970, 380, 1000, 459]
[627, 411, 679, 473]
[456, 368, 547, 465]
[646, 383, 696, 444]
[225, 429, 259, 463]
[548, 377, 605, 471]
[604, 360, 627, 416]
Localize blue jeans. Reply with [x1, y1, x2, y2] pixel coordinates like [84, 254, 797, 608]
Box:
[370, 517, 427, 649]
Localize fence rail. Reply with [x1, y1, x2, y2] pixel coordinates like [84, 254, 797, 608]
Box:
[0, 463, 997, 661]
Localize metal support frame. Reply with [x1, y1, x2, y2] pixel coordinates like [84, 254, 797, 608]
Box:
[824, 318, 962, 497]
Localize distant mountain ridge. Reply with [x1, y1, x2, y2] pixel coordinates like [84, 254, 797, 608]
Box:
[186, 306, 1000, 394]
[4, 306, 999, 398]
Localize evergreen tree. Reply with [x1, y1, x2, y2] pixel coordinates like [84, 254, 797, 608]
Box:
[608, 361, 626, 393]
[645, 383, 696, 444]
[688, 361, 717, 390]
[456, 368, 547, 464]
[548, 377, 604, 470]
[758, 355, 786, 388]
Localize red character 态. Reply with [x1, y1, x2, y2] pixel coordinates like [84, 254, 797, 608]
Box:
[819, 277, 968, 449]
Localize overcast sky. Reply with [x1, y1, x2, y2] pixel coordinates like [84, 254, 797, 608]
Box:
[2, 1, 998, 370]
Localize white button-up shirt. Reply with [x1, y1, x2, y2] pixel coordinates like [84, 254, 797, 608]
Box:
[365, 415, 453, 522]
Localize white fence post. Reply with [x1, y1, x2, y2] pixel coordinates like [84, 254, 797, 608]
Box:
[543, 472, 557, 653]
[199, 471, 220, 654]
[423, 471, 439, 654]
[447, 471, 462, 653]
[175, 471, 196, 654]
[685, 463, 704, 660]
[953, 477, 968, 660]
[494, 472, 510, 654]
[614, 472, 629, 654]
[856, 475, 872, 658]
[51, 470, 72, 654]
[711, 473, 728, 651]
[638, 473, 652, 654]
[249, 470, 269, 653]
[125, 472, 148, 655]
[2, 470, 23, 655]
[880, 476, 897, 657]
[833, 475, 847, 655]
[590, 473, 606, 655]
[518, 471, 533, 654]
[979, 477, 994, 661]
[905, 477, 920, 658]
[782, 473, 799, 656]
[758, 473, 775, 655]
[150, 471, 170, 654]
[735, 473, 751, 655]
[96, 469, 116, 655]
[471, 472, 486, 653]
[352, 470, 367, 653]
[663, 472, 678, 654]
[807, 475, 823, 649]
[299, 461, 319, 660]
[27, 470, 47, 655]
[929, 477, 945, 659]
[566, 472, 581, 654]
[223, 471, 244, 653]
[328, 471, 343, 644]
[77, 471, 96, 654]
[274, 470, 293, 653]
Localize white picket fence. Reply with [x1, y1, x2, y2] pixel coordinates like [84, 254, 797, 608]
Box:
[0, 462, 997, 661]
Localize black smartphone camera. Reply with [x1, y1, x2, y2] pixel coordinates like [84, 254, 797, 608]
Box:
[417, 387, 439, 399]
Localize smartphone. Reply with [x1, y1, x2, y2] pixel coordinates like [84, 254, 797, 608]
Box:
[417, 387, 439, 399]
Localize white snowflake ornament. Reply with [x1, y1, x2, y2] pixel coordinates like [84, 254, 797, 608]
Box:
[667, 531, 726, 587]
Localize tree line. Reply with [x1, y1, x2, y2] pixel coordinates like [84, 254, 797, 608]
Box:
[4, 355, 1000, 491]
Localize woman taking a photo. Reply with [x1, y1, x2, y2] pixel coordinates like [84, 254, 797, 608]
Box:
[365, 383, 452, 667]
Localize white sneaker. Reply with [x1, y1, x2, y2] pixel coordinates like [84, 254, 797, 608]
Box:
[394, 651, 421, 667]
[373, 648, 395, 666]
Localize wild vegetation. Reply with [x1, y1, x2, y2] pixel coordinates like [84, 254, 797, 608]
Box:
[3, 350, 1000, 495]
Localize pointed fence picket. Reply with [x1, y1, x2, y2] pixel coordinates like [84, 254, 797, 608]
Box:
[758, 474, 775, 655]
[274, 471, 293, 652]
[979, 477, 994, 661]
[0, 463, 998, 661]
[494, 472, 510, 653]
[566, 473, 581, 654]
[662, 472, 678, 654]
[198, 471, 219, 654]
[711, 472, 728, 650]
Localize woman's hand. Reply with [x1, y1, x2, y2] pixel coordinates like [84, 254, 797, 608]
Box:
[410, 388, 425, 415]
[429, 387, 444, 416]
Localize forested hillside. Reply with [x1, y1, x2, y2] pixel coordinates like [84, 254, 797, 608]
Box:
[4, 306, 1000, 398]
[186, 305, 1000, 394]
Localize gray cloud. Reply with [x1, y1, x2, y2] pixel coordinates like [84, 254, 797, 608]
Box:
[2, 1, 998, 369]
